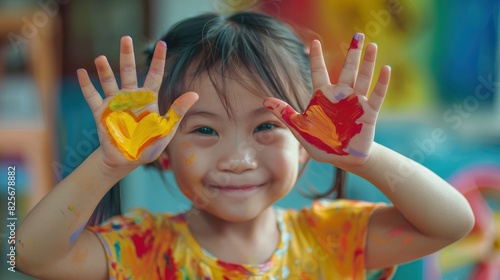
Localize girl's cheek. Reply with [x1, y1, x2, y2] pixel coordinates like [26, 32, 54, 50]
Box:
[255, 130, 275, 145]
[190, 135, 218, 148]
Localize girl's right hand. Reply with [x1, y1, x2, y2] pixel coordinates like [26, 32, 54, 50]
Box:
[77, 36, 198, 170]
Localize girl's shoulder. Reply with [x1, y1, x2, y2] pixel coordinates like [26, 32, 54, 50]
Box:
[280, 199, 384, 219]
[278, 199, 386, 235]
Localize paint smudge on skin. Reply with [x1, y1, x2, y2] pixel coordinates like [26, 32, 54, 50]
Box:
[108, 91, 156, 111]
[278, 90, 364, 155]
[68, 204, 75, 211]
[70, 224, 86, 245]
[181, 141, 192, 149]
[387, 226, 414, 245]
[185, 154, 195, 166]
[347, 147, 367, 158]
[102, 90, 181, 161]
[335, 91, 346, 101]
[349, 33, 362, 50]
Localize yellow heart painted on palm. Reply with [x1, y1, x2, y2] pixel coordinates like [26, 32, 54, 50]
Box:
[102, 90, 180, 161]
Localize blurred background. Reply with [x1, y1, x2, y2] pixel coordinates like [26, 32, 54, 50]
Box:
[0, 0, 499, 279]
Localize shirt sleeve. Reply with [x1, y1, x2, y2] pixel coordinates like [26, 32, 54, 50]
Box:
[298, 199, 396, 279]
[86, 208, 166, 279]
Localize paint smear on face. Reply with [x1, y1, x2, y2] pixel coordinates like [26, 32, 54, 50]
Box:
[278, 90, 363, 155]
[185, 154, 195, 166]
[181, 141, 192, 149]
[349, 33, 362, 50]
[102, 90, 180, 160]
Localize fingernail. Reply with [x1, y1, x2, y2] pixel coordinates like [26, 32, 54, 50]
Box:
[349, 33, 363, 51]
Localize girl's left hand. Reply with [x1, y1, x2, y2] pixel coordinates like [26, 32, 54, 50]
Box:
[264, 33, 391, 169]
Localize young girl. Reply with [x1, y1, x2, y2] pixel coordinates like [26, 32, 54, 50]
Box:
[17, 11, 474, 280]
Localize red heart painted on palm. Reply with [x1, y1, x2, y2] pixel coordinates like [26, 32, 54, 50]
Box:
[276, 90, 364, 156]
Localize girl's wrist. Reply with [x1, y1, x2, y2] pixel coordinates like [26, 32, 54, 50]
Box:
[94, 147, 138, 183]
[335, 143, 382, 175]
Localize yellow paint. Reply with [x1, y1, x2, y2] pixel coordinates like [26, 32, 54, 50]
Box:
[185, 154, 195, 166]
[108, 90, 156, 111]
[68, 204, 75, 211]
[102, 90, 181, 160]
[290, 105, 342, 148]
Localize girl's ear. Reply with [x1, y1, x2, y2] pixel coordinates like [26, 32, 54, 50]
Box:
[158, 152, 171, 170]
[299, 145, 309, 164]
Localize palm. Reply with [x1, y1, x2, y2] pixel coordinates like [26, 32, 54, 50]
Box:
[265, 34, 391, 169]
[77, 36, 197, 168]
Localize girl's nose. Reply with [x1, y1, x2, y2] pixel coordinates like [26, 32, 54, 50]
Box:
[217, 143, 258, 173]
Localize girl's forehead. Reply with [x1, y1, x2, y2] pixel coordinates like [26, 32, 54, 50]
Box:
[184, 72, 272, 120]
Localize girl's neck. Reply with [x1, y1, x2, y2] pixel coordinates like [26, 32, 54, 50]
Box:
[186, 207, 280, 264]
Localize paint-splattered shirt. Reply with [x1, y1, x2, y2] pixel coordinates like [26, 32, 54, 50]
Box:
[88, 199, 396, 279]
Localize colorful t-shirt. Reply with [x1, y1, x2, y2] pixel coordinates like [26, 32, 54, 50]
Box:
[88, 199, 396, 279]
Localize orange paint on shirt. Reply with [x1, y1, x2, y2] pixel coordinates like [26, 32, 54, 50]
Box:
[102, 90, 180, 161]
[279, 90, 363, 155]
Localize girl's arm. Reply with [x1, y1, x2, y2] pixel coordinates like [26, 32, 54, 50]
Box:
[16, 149, 128, 279]
[265, 33, 474, 269]
[351, 143, 474, 268]
[16, 37, 198, 279]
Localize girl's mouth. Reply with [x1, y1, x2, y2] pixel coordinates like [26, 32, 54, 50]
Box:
[211, 185, 260, 192]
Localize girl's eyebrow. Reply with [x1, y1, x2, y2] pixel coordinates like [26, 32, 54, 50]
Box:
[251, 107, 273, 117]
[185, 106, 272, 120]
[184, 110, 221, 120]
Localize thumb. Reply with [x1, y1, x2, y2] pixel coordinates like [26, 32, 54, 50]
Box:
[263, 97, 314, 154]
[164, 91, 199, 121]
[263, 97, 298, 125]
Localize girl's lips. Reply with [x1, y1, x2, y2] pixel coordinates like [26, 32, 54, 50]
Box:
[210, 185, 261, 192]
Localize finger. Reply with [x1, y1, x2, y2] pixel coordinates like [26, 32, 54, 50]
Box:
[77, 68, 103, 112]
[354, 43, 377, 97]
[95, 55, 120, 97]
[310, 40, 330, 90]
[337, 33, 364, 87]
[164, 91, 199, 121]
[139, 92, 199, 163]
[119, 36, 138, 90]
[368, 65, 391, 112]
[144, 41, 167, 93]
[263, 97, 311, 146]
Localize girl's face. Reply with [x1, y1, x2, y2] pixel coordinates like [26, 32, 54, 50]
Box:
[165, 72, 306, 222]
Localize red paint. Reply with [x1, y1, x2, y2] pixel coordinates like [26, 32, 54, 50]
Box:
[130, 229, 154, 258]
[280, 90, 364, 155]
[161, 158, 171, 169]
[217, 260, 251, 275]
[349, 34, 361, 50]
[160, 249, 177, 280]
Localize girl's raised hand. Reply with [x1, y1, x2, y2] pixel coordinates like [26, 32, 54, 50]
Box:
[264, 33, 390, 169]
[77, 36, 198, 170]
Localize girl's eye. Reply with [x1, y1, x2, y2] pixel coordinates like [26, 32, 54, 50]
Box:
[196, 127, 217, 135]
[254, 123, 275, 133]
